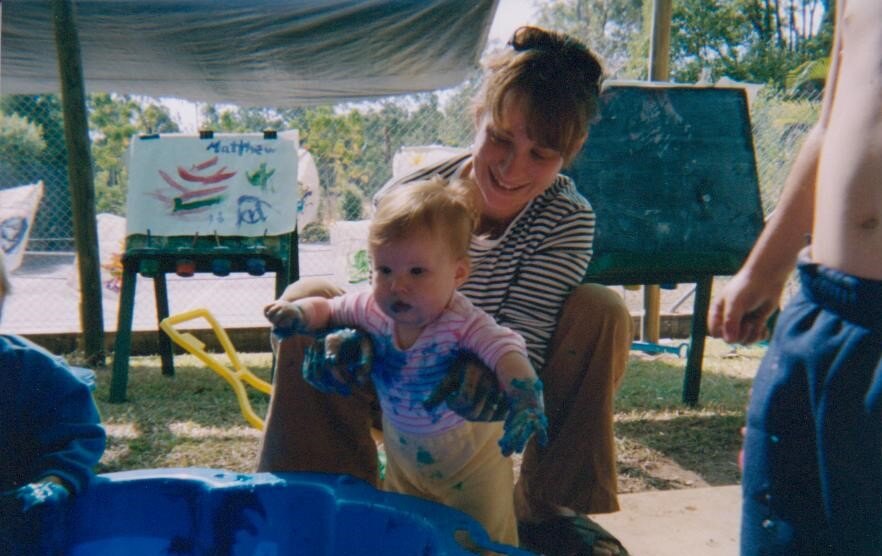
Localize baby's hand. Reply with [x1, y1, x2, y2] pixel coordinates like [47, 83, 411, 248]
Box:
[498, 378, 548, 456]
[263, 302, 308, 339]
[303, 328, 373, 395]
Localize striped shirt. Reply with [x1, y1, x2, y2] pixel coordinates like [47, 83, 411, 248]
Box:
[376, 154, 595, 369]
[328, 290, 528, 435]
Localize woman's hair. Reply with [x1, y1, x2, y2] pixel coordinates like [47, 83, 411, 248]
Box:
[369, 176, 480, 260]
[474, 26, 605, 165]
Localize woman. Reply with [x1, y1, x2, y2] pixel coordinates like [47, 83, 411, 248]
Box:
[258, 26, 632, 555]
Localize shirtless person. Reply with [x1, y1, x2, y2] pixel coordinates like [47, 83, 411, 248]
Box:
[708, 1, 882, 553]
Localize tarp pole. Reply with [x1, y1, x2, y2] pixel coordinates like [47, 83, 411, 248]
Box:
[51, 0, 105, 365]
[643, 0, 673, 345]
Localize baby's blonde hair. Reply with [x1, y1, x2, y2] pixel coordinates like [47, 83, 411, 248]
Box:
[369, 176, 481, 260]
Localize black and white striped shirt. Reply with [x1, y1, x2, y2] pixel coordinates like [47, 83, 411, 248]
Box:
[376, 154, 595, 369]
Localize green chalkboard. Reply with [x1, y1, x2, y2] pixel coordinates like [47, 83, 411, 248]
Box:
[567, 83, 764, 285]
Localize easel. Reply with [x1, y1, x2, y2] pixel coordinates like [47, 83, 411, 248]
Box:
[569, 83, 764, 405]
[109, 130, 298, 402]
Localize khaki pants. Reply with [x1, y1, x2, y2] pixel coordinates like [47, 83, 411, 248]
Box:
[257, 278, 632, 515]
[383, 417, 517, 546]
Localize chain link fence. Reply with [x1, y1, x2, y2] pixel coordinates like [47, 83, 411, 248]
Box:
[0, 84, 821, 336]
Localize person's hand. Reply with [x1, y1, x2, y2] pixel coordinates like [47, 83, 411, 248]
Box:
[498, 378, 548, 456]
[0, 481, 70, 553]
[302, 327, 373, 395]
[264, 302, 309, 339]
[708, 269, 785, 345]
[423, 352, 511, 421]
[0, 481, 70, 516]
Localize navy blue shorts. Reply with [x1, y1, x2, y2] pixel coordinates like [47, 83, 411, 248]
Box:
[741, 260, 882, 556]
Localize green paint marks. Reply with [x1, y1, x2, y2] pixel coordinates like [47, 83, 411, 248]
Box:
[399, 435, 408, 445]
[246, 162, 276, 190]
[452, 482, 464, 491]
[172, 195, 224, 212]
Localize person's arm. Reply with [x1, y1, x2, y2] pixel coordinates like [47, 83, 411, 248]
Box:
[708, 18, 842, 345]
[493, 351, 548, 456]
[708, 125, 822, 344]
[1, 339, 105, 522]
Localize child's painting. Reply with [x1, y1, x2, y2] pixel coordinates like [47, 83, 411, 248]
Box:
[126, 133, 298, 237]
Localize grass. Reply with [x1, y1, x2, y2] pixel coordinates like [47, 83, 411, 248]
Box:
[90, 338, 765, 493]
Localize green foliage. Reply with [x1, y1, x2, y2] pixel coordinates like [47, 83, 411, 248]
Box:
[786, 57, 830, 95]
[339, 186, 364, 221]
[299, 221, 330, 243]
[536, 0, 834, 87]
[1, 95, 67, 166]
[750, 88, 821, 213]
[0, 112, 46, 167]
[667, 0, 833, 88]
[88, 94, 180, 215]
[536, 0, 644, 74]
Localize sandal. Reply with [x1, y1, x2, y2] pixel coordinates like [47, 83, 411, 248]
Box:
[518, 514, 629, 556]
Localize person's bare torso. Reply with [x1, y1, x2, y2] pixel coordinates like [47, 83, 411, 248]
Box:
[813, 0, 882, 279]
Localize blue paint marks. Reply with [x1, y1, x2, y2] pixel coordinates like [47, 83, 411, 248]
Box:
[416, 447, 435, 465]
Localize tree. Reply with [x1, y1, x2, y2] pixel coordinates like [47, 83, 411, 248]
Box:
[536, 0, 645, 75]
[0, 95, 72, 250]
[668, 0, 832, 88]
[89, 94, 180, 214]
[535, 0, 833, 88]
[0, 113, 46, 184]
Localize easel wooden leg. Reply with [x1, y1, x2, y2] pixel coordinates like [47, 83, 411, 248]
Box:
[682, 276, 712, 405]
[154, 272, 174, 376]
[110, 262, 137, 403]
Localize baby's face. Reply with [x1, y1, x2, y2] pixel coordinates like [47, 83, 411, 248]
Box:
[371, 229, 468, 335]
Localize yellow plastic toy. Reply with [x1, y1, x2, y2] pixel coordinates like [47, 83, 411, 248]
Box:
[159, 308, 271, 430]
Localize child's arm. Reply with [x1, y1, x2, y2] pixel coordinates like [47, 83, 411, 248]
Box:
[494, 351, 548, 457]
[263, 296, 332, 338]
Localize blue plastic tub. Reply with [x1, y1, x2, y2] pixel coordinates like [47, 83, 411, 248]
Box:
[53, 468, 531, 555]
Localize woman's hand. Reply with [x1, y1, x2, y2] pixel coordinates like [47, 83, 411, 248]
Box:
[498, 377, 549, 456]
[423, 352, 511, 421]
[302, 327, 373, 395]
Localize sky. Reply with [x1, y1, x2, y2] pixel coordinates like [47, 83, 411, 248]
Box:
[488, 0, 539, 43]
[165, 0, 540, 132]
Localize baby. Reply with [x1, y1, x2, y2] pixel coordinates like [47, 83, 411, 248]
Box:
[264, 176, 546, 546]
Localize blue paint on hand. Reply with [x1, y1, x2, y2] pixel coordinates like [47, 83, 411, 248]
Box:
[498, 378, 548, 456]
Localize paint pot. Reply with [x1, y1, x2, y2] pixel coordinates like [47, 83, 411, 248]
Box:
[176, 259, 196, 277]
[211, 258, 232, 277]
[245, 257, 266, 276]
[138, 259, 160, 277]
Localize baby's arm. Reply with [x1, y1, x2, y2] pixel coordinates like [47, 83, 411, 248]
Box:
[263, 296, 332, 338]
[494, 351, 548, 456]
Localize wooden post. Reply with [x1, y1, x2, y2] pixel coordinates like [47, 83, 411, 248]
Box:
[50, 0, 105, 365]
[643, 0, 673, 344]
[649, 0, 673, 81]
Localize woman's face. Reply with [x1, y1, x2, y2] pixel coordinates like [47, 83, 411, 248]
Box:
[471, 93, 566, 224]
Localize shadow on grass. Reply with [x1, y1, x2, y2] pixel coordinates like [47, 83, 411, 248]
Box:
[93, 354, 273, 473]
[614, 354, 754, 489]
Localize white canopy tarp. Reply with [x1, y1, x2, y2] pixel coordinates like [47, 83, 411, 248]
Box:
[1, 0, 498, 106]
